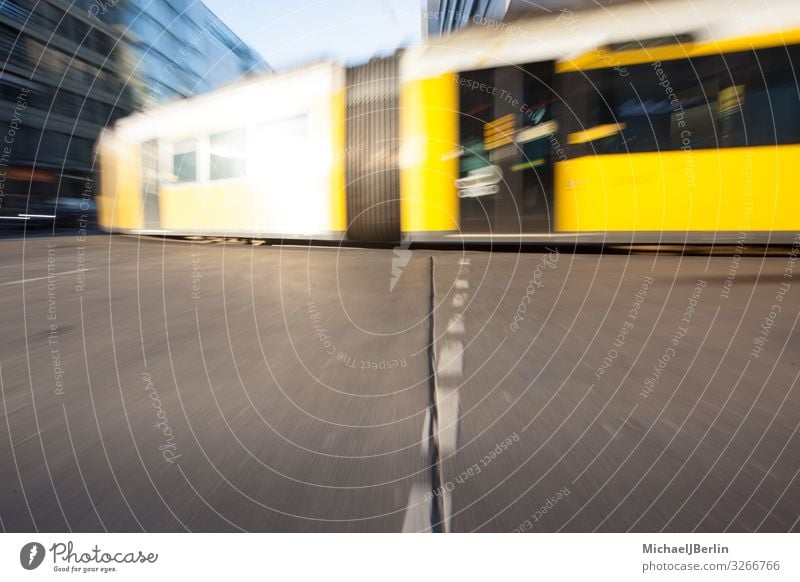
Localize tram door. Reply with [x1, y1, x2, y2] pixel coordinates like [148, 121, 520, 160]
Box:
[457, 62, 556, 234]
[141, 139, 160, 229]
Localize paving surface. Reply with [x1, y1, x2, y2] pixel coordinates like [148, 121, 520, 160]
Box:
[1, 231, 798, 532]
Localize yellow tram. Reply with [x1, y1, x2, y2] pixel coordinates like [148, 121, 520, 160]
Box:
[98, 0, 800, 242]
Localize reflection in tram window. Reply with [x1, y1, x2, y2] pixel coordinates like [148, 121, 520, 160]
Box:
[173, 139, 197, 183]
[564, 44, 800, 156]
[210, 128, 246, 180]
[457, 62, 557, 233]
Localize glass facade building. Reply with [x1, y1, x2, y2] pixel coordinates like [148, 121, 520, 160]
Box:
[424, 0, 633, 38]
[424, 0, 510, 38]
[0, 0, 267, 220]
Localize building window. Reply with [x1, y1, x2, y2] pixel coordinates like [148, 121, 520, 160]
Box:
[173, 139, 196, 183]
[209, 128, 246, 180]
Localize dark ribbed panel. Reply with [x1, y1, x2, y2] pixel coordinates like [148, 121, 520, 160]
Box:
[344, 54, 401, 242]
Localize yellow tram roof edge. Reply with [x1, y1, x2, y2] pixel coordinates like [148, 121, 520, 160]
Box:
[556, 28, 800, 73]
[401, 0, 800, 82]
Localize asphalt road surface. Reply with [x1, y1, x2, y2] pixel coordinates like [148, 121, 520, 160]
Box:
[1, 231, 799, 532]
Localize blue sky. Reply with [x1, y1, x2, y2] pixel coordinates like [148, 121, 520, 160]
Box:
[203, 0, 424, 70]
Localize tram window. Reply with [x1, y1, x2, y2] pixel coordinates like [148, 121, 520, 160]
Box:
[671, 78, 720, 150]
[173, 140, 196, 183]
[561, 69, 615, 158]
[714, 51, 749, 148]
[758, 81, 800, 144]
[610, 58, 721, 153]
[565, 45, 800, 155]
[457, 68, 495, 175]
[520, 62, 557, 162]
[210, 128, 246, 180]
[741, 46, 800, 146]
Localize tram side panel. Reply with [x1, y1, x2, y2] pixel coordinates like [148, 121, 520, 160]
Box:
[399, 70, 460, 239]
[555, 42, 800, 233]
[97, 63, 348, 238]
[96, 129, 144, 233]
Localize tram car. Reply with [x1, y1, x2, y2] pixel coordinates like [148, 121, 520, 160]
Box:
[97, 0, 800, 242]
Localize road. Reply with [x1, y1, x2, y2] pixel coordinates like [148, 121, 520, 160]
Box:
[1, 231, 799, 532]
